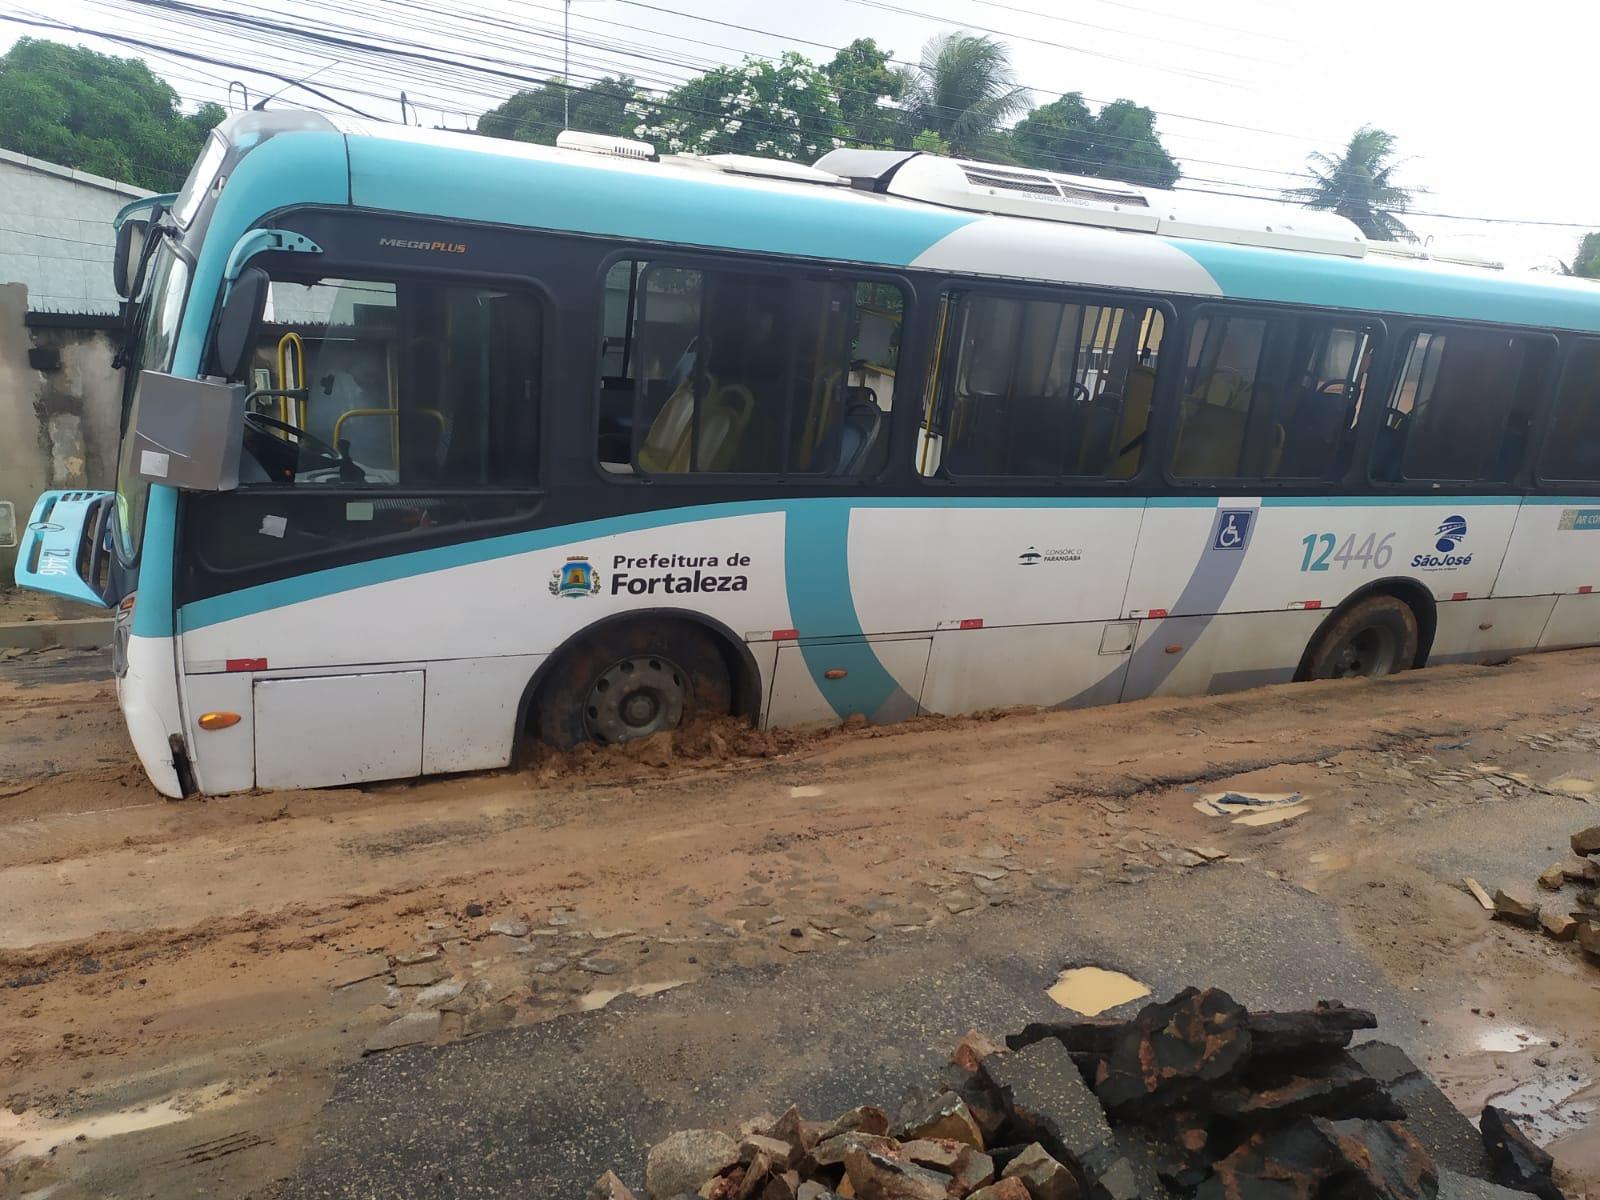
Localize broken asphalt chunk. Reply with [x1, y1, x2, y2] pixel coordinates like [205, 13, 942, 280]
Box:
[980, 1037, 1115, 1167]
[1000, 1143, 1078, 1200]
[1091, 987, 1251, 1115]
[894, 1090, 984, 1148]
[842, 1145, 954, 1200]
[1569, 825, 1600, 857]
[1478, 1108, 1562, 1200]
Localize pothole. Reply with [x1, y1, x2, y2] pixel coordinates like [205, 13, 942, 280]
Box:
[1488, 1071, 1597, 1144]
[1047, 966, 1151, 1015]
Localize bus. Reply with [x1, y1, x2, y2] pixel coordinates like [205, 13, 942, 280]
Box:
[14, 110, 1600, 798]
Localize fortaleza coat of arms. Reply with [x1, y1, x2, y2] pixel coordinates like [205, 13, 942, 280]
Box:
[549, 555, 601, 597]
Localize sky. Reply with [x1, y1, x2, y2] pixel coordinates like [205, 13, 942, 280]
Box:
[3, 0, 1596, 270]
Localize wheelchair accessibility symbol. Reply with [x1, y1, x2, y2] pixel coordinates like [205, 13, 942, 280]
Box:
[1212, 509, 1254, 551]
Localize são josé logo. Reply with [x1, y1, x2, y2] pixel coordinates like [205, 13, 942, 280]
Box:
[549, 555, 601, 598]
[1412, 515, 1471, 570]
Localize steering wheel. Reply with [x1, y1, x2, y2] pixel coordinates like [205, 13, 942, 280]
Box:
[243, 411, 347, 481]
[1072, 382, 1091, 403]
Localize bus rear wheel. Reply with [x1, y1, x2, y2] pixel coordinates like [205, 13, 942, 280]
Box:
[1303, 595, 1419, 681]
[535, 621, 732, 750]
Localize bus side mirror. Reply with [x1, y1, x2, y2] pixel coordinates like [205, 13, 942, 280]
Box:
[213, 266, 269, 381]
[114, 219, 149, 300]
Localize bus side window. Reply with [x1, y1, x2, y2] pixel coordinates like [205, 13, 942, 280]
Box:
[922, 289, 1164, 479]
[1169, 310, 1376, 482]
[601, 260, 903, 478]
[1373, 327, 1551, 483]
[1537, 339, 1600, 483]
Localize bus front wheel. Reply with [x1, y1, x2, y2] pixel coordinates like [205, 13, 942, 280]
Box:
[535, 621, 733, 750]
[1303, 595, 1419, 681]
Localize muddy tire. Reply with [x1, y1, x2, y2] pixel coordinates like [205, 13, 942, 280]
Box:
[534, 621, 732, 750]
[1303, 595, 1419, 681]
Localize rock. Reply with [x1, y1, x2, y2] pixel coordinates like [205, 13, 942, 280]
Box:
[1437, 1169, 1544, 1200]
[1206, 1051, 1390, 1122]
[842, 1146, 955, 1200]
[394, 945, 441, 965]
[945, 894, 980, 915]
[329, 952, 392, 988]
[798, 1185, 840, 1200]
[413, 979, 465, 1009]
[903, 1140, 995, 1194]
[464, 901, 485, 918]
[362, 1010, 440, 1053]
[1561, 858, 1600, 884]
[393, 962, 449, 987]
[490, 918, 531, 937]
[952, 1031, 1008, 1074]
[590, 1170, 640, 1200]
[806, 1133, 898, 1172]
[1490, 888, 1540, 929]
[1197, 1124, 1335, 1200]
[1187, 846, 1228, 862]
[1570, 825, 1600, 857]
[1000, 1143, 1079, 1200]
[1090, 988, 1251, 1115]
[1479, 1109, 1560, 1200]
[1539, 910, 1578, 941]
[744, 1135, 802, 1171]
[1156, 849, 1205, 869]
[760, 1172, 802, 1200]
[1348, 1044, 1494, 1180]
[980, 1038, 1115, 1168]
[579, 957, 626, 975]
[1579, 920, 1600, 958]
[1311, 1118, 1438, 1200]
[895, 1090, 984, 1149]
[1537, 864, 1566, 892]
[1086, 1157, 1140, 1200]
[819, 1107, 891, 1142]
[646, 1130, 741, 1200]
[771, 1105, 817, 1153]
[969, 1181, 1030, 1200]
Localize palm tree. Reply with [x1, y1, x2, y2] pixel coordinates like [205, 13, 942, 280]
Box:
[1287, 126, 1416, 242]
[903, 32, 1031, 160]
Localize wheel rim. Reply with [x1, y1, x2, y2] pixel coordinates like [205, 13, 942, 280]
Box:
[1330, 626, 1399, 679]
[583, 654, 689, 743]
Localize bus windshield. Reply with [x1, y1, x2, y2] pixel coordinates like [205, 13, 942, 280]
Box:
[113, 244, 190, 560]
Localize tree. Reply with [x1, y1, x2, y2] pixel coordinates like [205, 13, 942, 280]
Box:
[632, 53, 841, 162]
[1007, 94, 1179, 188]
[0, 38, 224, 191]
[477, 75, 642, 146]
[1570, 232, 1600, 279]
[1286, 125, 1416, 242]
[823, 38, 911, 151]
[902, 32, 1029, 160]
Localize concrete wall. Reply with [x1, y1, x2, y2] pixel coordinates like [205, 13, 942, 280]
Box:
[0, 283, 126, 577]
[0, 148, 151, 316]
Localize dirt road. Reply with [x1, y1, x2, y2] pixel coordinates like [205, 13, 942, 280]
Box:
[3, 649, 1600, 1198]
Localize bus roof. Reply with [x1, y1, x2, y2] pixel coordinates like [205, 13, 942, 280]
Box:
[210, 111, 1600, 334]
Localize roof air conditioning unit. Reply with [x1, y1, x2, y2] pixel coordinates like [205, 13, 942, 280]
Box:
[555, 130, 656, 161]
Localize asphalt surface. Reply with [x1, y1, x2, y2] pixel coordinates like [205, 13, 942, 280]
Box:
[286, 864, 1420, 1200]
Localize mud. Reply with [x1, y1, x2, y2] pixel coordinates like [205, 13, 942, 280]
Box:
[3, 650, 1600, 1198]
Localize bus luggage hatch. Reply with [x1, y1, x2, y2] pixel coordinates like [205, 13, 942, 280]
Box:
[253, 671, 424, 789]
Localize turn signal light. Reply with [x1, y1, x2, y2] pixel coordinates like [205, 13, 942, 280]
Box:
[198, 711, 241, 731]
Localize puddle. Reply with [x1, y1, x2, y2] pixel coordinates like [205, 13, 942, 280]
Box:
[1195, 792, 1310, 827]
[1047, 966, 1151, 1016]
[1488, 1072, 1597, 1144]
[0, 1100, 193, 1162]
[1549, 776, 1596, 796]
[577, 979, 688, 1011]
[1476, 1026, 1547, 1054]
[1232, 804, 1310, 827]
[790, 786, 824, 798]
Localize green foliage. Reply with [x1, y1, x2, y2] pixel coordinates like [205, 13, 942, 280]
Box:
[1286, 125, 1416, 242]
[476, 76, 642, 145]
[633, 53, 842, 161]
[823, 38, 911, 150]
[903, 32, 1029, 160]
[0, 38, 224, 191]
[911, 128, 951, 156]
[1006, 94, 1179, 188]
[1573, 232, 1600, 279]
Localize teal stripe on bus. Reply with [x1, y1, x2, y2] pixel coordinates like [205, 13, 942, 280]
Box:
[1260, 495, 1521, 507]
[1167, 239, 1600, 333]
[348, 137, 976, 269]
[176, 495, 1145, 632]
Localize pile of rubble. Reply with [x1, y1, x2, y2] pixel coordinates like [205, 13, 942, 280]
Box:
[1477, 823, 1600, 959]
[589, 988, 1563, 1200]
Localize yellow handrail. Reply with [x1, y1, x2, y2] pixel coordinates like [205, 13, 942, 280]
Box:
[276, 333, 306, 427]
[331, 407, 447, 469]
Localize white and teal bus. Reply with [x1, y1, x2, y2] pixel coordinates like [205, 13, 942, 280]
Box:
[15, 111, 1600, 797]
